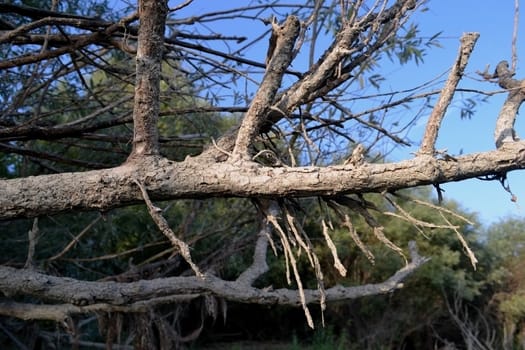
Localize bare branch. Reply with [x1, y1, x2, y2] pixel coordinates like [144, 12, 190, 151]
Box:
[321, 219, 347, 277]
[440, 212, 478, 270]
[236, 215, 271, 286]
[24, 218, 40, 269]
[129, 0, 168, 158]
[493, 61, 525, 147]
[48, 215, 103, 261]
[232, 15, 300, 159]
[2, 142, 525, 220]
[512, 0, 520, 72]
[0, 242, 428, 317]
[134, 179, 203, 278]
[419, 32, 479, 154]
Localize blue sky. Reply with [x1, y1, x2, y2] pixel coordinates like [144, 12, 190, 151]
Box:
[403, 1, 524, 225]
[171, 0, 524, 225]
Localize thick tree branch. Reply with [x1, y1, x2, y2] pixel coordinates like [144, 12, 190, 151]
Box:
[419, 32, 479, 154]
[0, 242, 427, 321]
[129, 0, 168, 158]
[2, 142, 525, 220]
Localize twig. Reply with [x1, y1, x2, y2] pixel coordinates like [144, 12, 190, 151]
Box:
[327, 200, 375, 264]
[24, 218, 40, 269]
[321, 219, 347, 277]
[134, 179, 203, 278]
[48, 214, 102, 261]
[170, 0, 193, 12]
[512, 0, 519, 72]
[440, 212, 478, 270]
[419, 32, 479, 154]
[211, 137, 232, 157]
[265, 202, 314, 328]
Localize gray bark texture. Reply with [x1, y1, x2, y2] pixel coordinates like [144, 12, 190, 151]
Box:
[1, 142, 525, 220]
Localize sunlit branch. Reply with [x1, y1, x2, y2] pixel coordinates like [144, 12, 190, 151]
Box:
[419, 32, 479, 154]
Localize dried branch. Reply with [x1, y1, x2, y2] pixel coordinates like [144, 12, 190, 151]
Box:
[134, 179, 203, 278]
[232, 15, 300, 159]
[440, 212, 478, 270]
[265, 202, 314, 328]
[3, 142, 525, 220]
[419, 32, 479, 154]
[327, 199, 375, 264]
[0, 241, 428, 320]
[24, 218, 40, 269]
[321, 219, 347, 277]
[48, 215, 103, 261]
[236, 216, 271, 286]
[0, 295, 197, 322]
[493, 61, 525, 147]
[512, 0, 520, 72]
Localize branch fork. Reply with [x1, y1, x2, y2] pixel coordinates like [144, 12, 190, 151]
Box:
[231, 15, 300, 161]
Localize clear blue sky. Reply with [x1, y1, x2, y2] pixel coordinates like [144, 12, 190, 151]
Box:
[401, 0, 524, 225]
[171, 0, 524, 225]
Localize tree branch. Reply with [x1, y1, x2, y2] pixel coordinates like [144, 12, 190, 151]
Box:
[419, 32, 479, 154]
[2, 142, 525, 220]
[0, 242, 427, 322]
[235, 222, 270, 286]
[129, 0, 168, 158]
[232, 15, 300, 159]
[493, 60, 525, 147]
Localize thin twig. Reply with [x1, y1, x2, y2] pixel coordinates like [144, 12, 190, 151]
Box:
[48, 214, 102, 261]
[512, 0, 519, 72]
[24, 218, 40, 269]
[321, 219, 347, 277]
[440, 212, 478, 270]
[134, 179, 203, 278]
[265, 204, 314, 328]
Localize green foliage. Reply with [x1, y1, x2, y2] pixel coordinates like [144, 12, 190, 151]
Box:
[484, 217, 525, 345]
[386, 24, 442, 65]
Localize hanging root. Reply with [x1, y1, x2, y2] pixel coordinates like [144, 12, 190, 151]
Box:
[326, 199, 375, 264]
[385, 192, 478, 269]
[321, 219, 347, 277]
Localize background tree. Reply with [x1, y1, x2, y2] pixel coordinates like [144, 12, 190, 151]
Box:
[1, 0, 524, 348]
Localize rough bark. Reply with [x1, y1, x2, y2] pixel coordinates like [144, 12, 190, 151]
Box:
[1, 142, 525, 220]
[129, 0, 168, 158]
[232, 15, 300, 159]
[493, 60, 525, 147]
